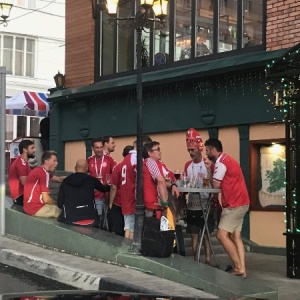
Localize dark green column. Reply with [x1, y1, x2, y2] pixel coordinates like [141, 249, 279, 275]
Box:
[238, 124, 250, 239]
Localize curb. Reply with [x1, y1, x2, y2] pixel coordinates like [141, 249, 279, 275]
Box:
[0, 248, 100, 290]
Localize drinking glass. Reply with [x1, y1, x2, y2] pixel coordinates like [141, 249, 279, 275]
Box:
[202, 176, 210, 188]
[174, 170, 181, 180]
[182, 175, 189, 188]
[106, 174, 111, 184]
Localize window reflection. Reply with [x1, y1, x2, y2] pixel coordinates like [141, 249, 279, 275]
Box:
[102, 12, 114, 76]
[218, 0, 237, 53]
[154, 13, 170, 65]
[175, 0, 192, 61]
[243, 0, 263, 48]
[196, 0, 213, 57]
[118, 0, 134, 72]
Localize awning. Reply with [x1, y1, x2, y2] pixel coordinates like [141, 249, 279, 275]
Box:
[6, 91, 49, 117]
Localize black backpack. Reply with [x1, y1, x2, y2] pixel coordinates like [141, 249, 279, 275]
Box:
[140, 217, 175, 258]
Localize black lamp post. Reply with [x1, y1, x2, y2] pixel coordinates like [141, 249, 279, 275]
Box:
[0, 2, 13, 27]
[99, 0, 168, 253]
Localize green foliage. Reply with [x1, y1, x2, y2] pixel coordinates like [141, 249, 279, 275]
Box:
[265, 158, 285, 193]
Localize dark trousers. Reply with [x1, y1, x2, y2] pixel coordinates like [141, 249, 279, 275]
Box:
[110, 204, 125, 237]
[13, 195, 24, 206]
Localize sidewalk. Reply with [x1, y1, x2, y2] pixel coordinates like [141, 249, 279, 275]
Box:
[0, 236, 217, 299]
[0, 235, 299, 300]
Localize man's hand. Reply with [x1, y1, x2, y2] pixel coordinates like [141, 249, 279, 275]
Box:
[204, 159, 212, 169]
[171, 185, 180, 198]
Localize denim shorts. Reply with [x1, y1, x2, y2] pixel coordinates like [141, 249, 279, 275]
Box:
[124, 213, 135, 232]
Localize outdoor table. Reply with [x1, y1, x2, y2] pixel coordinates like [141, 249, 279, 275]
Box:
[178, 186, 221, 266]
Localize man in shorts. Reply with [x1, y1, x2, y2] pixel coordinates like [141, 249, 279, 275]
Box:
[204, 138, 250, 278]
[184, 128, 215, 263]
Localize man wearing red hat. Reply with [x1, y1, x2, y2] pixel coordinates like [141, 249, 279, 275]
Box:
[184, 128, 215, 263]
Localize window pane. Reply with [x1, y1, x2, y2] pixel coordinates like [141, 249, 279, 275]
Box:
[175, 0, 192, 61]
[27, 39, 35, 52]
[5, 115, 14, 140]
[15, 37, 24, 76]
[3, 36, 13, 74]
[243, 0, 263, 48]
[15, 0, 25, 7]
[26, 39, 35, 77]
[17, 116, 27, 137]
[28, 0, 36, 9]
[102, 12, 114, 76]
[219, 0, 237, 53]
[196, 0, 213, 57]
[29, 117, 40, 137]
[117, 0, 134, 73]
[16, 37, 24, 50]
[26, 53, 34, 77]
[154, 12, 170, 66]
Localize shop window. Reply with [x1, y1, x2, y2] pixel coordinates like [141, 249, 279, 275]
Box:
[250, 139, 286, 211]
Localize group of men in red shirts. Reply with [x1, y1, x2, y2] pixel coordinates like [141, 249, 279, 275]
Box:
[8, 131, 250, 275]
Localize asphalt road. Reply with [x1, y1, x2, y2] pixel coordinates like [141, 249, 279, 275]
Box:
[0, 263, 78, 294]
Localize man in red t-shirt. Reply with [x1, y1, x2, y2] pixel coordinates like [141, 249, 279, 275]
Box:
[205, 138, 250, 278]
[143, 141, 179, 216]
[9, 140, 36, 206]
[87, 138, 116, 225]
[23, 151, 61, 218]
[109, 145, 134, 237]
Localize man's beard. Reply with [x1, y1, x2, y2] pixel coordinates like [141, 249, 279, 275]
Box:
[27, 153, 35, 159]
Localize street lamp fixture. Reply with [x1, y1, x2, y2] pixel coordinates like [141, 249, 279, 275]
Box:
[54, 71, 65, 90]
[100, 0, 168, 253]
[0, 2, 13, 27]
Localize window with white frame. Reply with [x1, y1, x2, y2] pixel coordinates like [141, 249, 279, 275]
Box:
[15, 0, 36, 9]
[1, 35, 35, 77]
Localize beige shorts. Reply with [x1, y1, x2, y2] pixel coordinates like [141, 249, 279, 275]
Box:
[34, 205, 61, 218]
[218, 205, 249, 233]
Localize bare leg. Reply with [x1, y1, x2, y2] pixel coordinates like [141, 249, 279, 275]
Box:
[128, 231, 134, 240]
[191, 233, 200, 261]
[217, 228, 242, 271]
[203, 234, 211, 265]
[125, 229, 130, 239]
[230, 230, 246, 274]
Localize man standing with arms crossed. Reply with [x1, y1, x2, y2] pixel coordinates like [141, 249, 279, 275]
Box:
[204, 138, 249, 278]
[184, 128, 215, 264]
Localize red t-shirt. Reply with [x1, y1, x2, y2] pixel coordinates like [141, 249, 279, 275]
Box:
[23, 166, 50, 215]
[111, 163, 122, 207]
[143, 158, 164, 210]
[213, 153, 250, 208]
[119, 151, 137, 215]
[87, 154, 116, 200]
[8, 156, 31, 200]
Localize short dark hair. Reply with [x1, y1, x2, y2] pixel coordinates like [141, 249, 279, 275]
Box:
[91, 138, 102, 147]
[143, 141, 160, 159]
[41, 151, 57, 164]
[133, 135, 152, 146]
[204, 138, 223, 152]
[19, 140, 34, 154]
[101, 136, 113, 145]
[122, 145, 134, 157]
